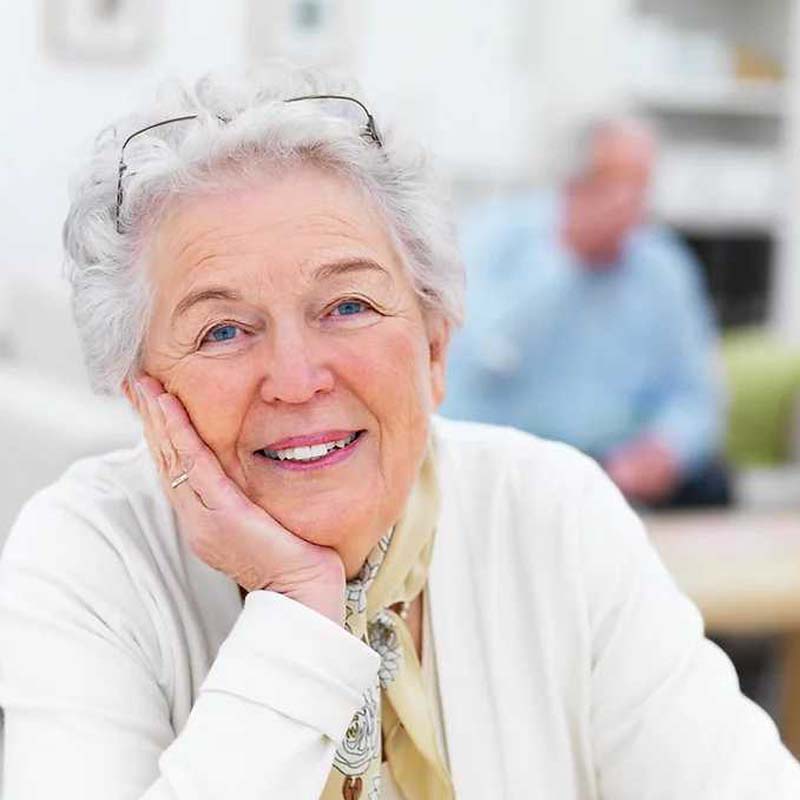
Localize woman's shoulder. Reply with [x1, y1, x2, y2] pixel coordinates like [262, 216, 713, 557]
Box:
[0, 444, 187, 713]
[431, 415, 632, 556]
[432, 415, 603, 490]
[431, 415, 650, 620]
[2, 442, 170, 570]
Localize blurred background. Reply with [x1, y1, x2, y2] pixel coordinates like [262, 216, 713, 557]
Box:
[2, 0, 800, 754]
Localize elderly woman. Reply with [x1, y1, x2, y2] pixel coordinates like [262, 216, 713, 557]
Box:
[0, 68, 798, 800]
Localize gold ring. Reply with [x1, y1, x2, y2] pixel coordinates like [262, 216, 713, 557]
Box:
[170, 472, 190, 489]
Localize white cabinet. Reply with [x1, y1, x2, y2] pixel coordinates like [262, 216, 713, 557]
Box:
[620, 0, 799, 336]
[776, 3, 800, 342]
[625, 0, 790, 231]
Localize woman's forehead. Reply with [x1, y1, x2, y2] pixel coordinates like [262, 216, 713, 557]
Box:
[146, 165, 404, 293]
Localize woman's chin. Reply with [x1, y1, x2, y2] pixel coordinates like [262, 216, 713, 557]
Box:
[257, 495, 392, 578]
[256, 497, 370, 546]
[288, 519, 347, 549]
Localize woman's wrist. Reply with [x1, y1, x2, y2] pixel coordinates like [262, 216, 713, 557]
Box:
[268, 555, 347, 626]
[289, 570, 346, 625]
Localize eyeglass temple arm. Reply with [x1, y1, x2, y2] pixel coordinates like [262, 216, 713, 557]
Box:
[115, 98, 381, 232]
[284, 94, 382, 146]
[115, 114, 217, 232]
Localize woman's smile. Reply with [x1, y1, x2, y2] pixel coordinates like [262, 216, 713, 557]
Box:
[254, 428, 367, 472]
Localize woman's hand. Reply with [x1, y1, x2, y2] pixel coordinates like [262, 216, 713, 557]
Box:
[128, 375, 346, 625]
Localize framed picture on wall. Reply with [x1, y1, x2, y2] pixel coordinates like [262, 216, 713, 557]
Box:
[42, 0, 158, 63]
[246, 0, 359, 69]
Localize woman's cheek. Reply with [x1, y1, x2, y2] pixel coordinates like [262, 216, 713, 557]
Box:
[385, 330, 436, 415]
[366, 328, 433, 457]
[174, 369, 247, 455]
[349, 322, 429, 390]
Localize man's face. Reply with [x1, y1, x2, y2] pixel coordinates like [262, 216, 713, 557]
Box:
[563, 125, 654, 267]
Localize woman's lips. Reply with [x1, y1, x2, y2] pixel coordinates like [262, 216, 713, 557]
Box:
[262, 429, 360, 451]
[255, 430, 366, 472]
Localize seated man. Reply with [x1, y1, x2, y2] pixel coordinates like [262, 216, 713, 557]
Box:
[444, 118, 730, 508]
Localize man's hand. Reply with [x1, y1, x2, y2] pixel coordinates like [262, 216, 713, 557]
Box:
[605, 436, 681, 506]
[127, 375, 346, 624]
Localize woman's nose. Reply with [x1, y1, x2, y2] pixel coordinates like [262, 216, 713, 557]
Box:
[258, 325, 335, 405]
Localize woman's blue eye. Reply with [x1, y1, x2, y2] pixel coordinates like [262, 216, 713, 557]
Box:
[204, 324, 239, 343]
[333, 300, 367, 316]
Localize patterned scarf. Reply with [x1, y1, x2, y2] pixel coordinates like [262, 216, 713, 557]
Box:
[320, 447, 454, 800]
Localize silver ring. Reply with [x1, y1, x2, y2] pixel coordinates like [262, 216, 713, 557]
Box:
[170, 472, 190, 489]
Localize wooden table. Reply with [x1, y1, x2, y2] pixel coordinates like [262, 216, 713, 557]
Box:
[644, 510, 800, 757]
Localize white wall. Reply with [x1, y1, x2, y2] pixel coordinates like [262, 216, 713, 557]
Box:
[0, 1, 247, 285]
[518, 0, 633, 176]
[358, 0, 536, 180]
[1, 0, 631, 288]
[4, 0, 537, 285]
[358, 0, 632, 183]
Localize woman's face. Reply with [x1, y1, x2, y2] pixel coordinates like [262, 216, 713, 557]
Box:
[141, 164, 449, 577]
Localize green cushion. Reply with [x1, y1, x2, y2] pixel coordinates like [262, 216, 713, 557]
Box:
[722, 328, 800, 466]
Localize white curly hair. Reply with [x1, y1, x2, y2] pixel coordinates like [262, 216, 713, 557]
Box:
[63, 65, 464, 394]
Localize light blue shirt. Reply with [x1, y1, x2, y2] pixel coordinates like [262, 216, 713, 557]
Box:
[443, 191, 723, 471]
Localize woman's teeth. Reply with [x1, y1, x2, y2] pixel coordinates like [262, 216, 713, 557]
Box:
[263, 432, 359, 462]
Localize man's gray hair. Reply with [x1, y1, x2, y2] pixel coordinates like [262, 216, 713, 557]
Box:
[560, 113, 657, 182]
[63, 65, 464, 394]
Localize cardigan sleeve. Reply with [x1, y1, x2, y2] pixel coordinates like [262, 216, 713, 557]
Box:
[577, 461, 800, 798]
[0, 492, 379, 799]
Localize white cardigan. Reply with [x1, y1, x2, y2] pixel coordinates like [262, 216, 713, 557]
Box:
[0, 418, 797, 798]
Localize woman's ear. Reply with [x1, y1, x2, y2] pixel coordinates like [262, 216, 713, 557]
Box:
[122, 378, 137, 409]
[427, 316, 451, 409]
[122, 374, 145, 413]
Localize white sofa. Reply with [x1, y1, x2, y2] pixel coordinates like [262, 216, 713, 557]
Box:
[0, 274, 141, 786]
[0, 275, 140, 543]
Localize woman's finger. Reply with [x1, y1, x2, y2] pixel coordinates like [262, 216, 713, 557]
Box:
[126, 376, 168, 473]
[136, 376, 182, 478]
[156, 391, 249, 514]
[133, 373, 239, 516]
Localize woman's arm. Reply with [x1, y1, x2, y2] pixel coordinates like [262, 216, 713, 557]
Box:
[0, 374, 380, 797]
[0, 495, 378, 798]
[577, 461, 800, 798]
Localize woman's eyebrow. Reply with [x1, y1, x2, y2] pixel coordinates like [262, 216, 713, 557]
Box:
[171, 259, 390, 323]
[172, 288, 243, 322]
[312, 258, 392, 283]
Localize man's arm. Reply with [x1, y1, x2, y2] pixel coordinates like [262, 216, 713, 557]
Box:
[606, 232, 725, 503]
[646, 231, 725, 472]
